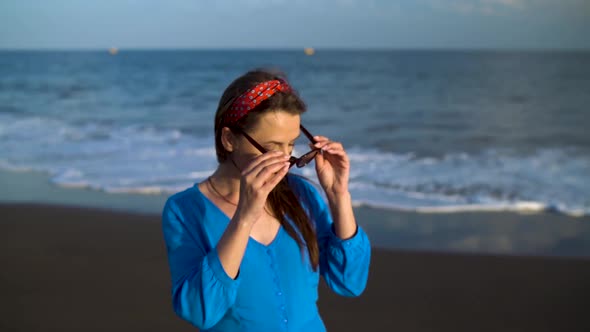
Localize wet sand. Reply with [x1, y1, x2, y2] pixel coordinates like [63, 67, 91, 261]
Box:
[1, 203, 589, 331]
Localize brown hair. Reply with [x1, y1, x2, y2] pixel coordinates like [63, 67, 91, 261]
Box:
[214, 68, 319, 271]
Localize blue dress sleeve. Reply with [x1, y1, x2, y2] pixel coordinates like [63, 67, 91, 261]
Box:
[292, 176, 371, 297]
[161, 197, 241, 330]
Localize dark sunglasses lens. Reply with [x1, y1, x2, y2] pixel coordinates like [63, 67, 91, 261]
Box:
[288, 156, 297, 169]
[296, 150, 320, 167]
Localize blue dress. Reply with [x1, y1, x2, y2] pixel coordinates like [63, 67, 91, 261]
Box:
[161, 174, 371, 331]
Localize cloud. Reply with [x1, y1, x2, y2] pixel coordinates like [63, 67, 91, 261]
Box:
[428, 0, 590, 17]
[489, 0, 526, 8]
[428, 0, 526, 15]
[210, 0, 395, 11]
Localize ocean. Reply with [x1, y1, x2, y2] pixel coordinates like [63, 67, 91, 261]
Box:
[1, 50, 589, 218]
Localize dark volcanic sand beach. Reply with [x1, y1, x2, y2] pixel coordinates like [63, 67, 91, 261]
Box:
[1, 203, 589, 331]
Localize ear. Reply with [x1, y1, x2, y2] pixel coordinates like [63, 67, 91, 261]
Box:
[221, 127, 238, 153]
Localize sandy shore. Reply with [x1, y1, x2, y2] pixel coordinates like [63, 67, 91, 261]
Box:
[1, 202, 589, 331]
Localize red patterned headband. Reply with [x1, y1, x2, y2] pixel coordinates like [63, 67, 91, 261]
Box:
[222, 79, 292, 126]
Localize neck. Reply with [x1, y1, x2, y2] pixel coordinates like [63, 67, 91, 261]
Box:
[210, 160, 241, 197]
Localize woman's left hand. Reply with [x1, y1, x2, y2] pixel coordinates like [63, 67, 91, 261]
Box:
[311, 136, 350, 199]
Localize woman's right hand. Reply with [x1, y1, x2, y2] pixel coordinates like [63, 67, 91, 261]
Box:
[235, 151, 290, 225]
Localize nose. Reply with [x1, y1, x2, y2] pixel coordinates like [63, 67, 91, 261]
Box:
[278, 146, 291, 157]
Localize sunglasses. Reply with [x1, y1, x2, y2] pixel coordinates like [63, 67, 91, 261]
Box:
[233, 124, 320, 169]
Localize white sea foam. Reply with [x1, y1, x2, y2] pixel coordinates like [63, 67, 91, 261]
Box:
[1, 113, 589, 217]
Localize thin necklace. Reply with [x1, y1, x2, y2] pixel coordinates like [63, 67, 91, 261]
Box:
[207, 176, 238, 206]
[207, 175, 275, 218]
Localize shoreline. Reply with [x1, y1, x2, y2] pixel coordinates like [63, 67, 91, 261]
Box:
[2, 168, 590, 258]
[1, 202, 589, 331]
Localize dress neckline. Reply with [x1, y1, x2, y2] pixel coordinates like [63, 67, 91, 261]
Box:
[192, 182, 282, 249]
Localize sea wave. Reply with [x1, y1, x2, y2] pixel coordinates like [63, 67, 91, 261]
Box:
[1, 113, 589, 217]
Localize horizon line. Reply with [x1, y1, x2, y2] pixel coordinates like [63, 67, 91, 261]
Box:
[1, 46, 589, 53]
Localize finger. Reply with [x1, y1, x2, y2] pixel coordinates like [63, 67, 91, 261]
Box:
[261, 162, 290, 191]
[319, 141, 344, 152]
[323, 148, 347, 157]
[312, 139, 329, 146]
[242, 151, 289, 176]
[314, 150, 325, 170]
[308, 143, 324, 151]
[241, 150, 287, 174]
[248, 155, 291, 181]
[252, 161, 290, 187]
[322, 148, 349, 166]
[313, 135, 330, 142]
[312, 137, 338, 148]
[313, 141, 331, 150]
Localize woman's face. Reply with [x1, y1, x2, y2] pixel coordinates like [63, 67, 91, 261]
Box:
[232, 110, 301, 168]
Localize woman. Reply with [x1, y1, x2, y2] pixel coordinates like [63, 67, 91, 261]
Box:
[161, 68, 371, 331]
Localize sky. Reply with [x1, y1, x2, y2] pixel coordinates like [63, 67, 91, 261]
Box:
[0, 0, 589, 50]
